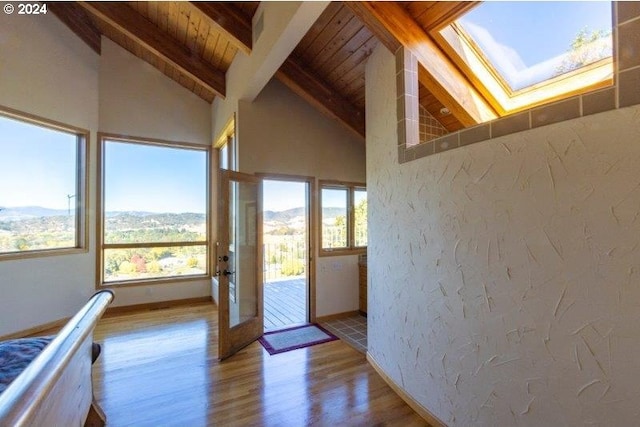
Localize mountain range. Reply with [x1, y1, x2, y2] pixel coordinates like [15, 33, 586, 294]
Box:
[0, 206, 344, 222]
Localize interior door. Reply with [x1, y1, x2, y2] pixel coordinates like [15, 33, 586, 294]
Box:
[217, 169, 263, 360]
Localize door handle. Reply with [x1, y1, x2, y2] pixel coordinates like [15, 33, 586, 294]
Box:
[223, 269, 235, 276]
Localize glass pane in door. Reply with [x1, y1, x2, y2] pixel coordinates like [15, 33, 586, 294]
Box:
[228, 179, 258, 328]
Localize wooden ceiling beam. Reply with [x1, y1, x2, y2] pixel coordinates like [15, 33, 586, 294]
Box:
[78, 1, 226, 98]
[277, 57, 365, 140]
[190, 2, 252, 55]
[346, 1, 497, 126]
[47, 2, 102, 54]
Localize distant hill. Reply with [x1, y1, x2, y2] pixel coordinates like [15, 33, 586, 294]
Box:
[1, 205, 343, 224]
[0, 207, 205, 223]
[0, 206, 68, 220]
[264, 207, 344, 223]
[264, 207, 305, 222]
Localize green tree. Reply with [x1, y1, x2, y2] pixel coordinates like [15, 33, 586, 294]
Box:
[354, 198, 368, 246]
[556, 27, 611, 75]
[281, 259, 305, 276]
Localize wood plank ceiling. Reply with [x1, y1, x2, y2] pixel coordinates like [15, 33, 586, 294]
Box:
[47, 1, 481, 140]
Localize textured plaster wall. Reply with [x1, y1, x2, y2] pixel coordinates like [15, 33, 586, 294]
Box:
[366, 44, 640, 426]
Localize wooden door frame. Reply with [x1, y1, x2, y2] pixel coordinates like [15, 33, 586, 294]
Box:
[256, 173, 316, 323]
[217, 169, 264, 360]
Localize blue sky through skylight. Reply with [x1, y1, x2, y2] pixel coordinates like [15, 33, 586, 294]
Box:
[457, 1, 612, 90]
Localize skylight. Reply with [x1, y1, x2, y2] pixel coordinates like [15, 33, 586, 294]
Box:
[435, 1, 614, 115]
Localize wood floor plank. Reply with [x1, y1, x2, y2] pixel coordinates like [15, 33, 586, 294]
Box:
[263, 278, 307, 329]
[91, 303, 430, 426]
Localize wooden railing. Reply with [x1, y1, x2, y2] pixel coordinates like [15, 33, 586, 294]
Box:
[0, 290, 114, 426]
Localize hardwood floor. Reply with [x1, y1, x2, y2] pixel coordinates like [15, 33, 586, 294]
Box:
[91, 302, 429, 426]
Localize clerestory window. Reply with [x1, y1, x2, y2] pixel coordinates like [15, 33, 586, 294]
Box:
[434, 1, 614, 115]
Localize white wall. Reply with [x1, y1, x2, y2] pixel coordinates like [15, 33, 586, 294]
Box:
[98, 38, 212, 307]
[366, 44, 640, 426]
[99, 38, 211, 144]
[0, 12, 99, 336]
[237, 79, 366, 317]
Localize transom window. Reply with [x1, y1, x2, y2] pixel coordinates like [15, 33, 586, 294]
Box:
[98, 135, 209, 285]
[319, 181, 366, 255]
[0, 107, 87, 258]
[435, 1, 613, 114]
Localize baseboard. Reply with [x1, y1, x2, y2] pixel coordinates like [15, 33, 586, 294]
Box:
[0, 317, 69, 341]
[315, 310, 360, 323]
[104, 296, 213, 317]
[367, 352, 447, 427]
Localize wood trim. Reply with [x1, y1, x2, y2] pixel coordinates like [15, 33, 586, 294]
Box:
[315, 310, 360, 323]
[348, 1, 497, 126]
[367, 352, 448, 427]
[103, 241, 207, 250]
[276, 57, 365, 140]
[346, 2, 401, 53]
[78, 2, 226, 98]
[318, 248, 366, 258]
[0, 104, 89, 140]
[319, 179, 366, 188]
[318, 180, 366, 255]
[214, 114, 236, 149]
[190, 2, 252, 55]
[47, 2, 102, 54]
[98, 132, 210, 151]
[101, 275, 210, 289]
[103, 296, 212, 317]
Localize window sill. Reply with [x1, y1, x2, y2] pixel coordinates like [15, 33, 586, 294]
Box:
[98, 274, 210, 289]
[0, 247, 88, 262]
[319, 248, 366, 257]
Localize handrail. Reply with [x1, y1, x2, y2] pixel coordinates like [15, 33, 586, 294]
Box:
[0, 290, 114, 426]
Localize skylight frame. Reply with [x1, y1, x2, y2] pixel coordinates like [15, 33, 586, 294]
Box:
[431, 2, 615, 116]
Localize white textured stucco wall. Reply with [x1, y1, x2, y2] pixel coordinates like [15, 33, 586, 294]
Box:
[366, 44, 640, 426]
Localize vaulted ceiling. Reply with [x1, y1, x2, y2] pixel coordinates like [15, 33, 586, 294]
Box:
[48, 2, 484, 141]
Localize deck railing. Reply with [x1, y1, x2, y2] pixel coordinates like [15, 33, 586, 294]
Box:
[263, 241, 306, 282]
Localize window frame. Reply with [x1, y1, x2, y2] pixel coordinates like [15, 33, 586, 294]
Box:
[318, 180, 366, 257]
[0, 105, 88, 261]
[431, 2, 614, 116]
[97, 133, 210, 287]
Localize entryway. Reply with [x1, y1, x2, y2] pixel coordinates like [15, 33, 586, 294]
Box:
[261, 177, 312, 331]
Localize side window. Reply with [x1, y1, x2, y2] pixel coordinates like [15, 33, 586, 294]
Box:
[320, 181, 367, 255]
[0, 107, 88, 259]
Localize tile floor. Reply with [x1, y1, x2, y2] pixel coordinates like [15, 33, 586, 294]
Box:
[321, 315, 367, 354]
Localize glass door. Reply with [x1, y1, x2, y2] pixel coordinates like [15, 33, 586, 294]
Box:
[217, 169, 263, 360]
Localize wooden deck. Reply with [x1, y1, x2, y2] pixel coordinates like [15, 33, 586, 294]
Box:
[263, 278, 307, 331]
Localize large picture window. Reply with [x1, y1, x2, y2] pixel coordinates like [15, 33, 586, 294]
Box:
[0, 106, 87, 259]
[99, 135, 209, 285]
[319, 181, 366, 255]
